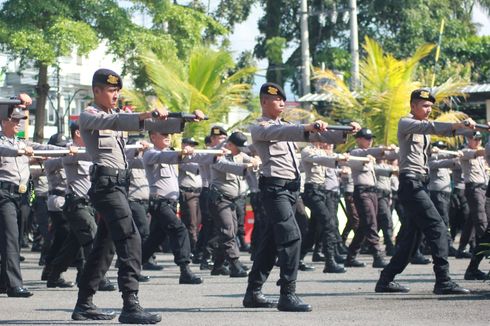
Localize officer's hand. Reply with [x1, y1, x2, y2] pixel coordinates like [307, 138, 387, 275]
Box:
[17, 93, 32, 108]
[366, 154, 376, 163]
[338, 153, 349, 162]
[192, 110, 206, 121]
[181, 145, 194, 156]
[251, 157, 261, 168]
[392, 166, 399, 175]
[68, 146, 78, 156]
[476, 148, 486, 157]
[138, 140, 150, 151]
[305, 120, 328, 132]
[459, 118, 476, 129]
[432, 147, 440, 154]
[456, 150, 464, 158]
[152, 107, 169, 120]
[22, 146, 34, 157]
[387, 144, 398, 151]
[340, 166, 351, 174]
[350, 122, 361, 134]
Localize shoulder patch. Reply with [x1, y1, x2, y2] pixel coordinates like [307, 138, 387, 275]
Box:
[258, 120, 272, 127]
[85, 107, 99, 114]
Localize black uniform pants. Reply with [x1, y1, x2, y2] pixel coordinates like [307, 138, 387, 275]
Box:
[465, 185, 488, 240]
[430, 191, 452, 249]
[0, 190, 24, 289]
[250, 192, 265, 260]
[248, 178, 301, 289]
[33, 195, 50, 241]
[142, 198, 191, 266]
[179, 190, 201, 251]
[325, 190, 342, 244]
[449, 188, 470, 240]
[381, 175, 450, 284]
[235, 196, 247, 243]
[302, 185, 337, 256]
[207, 190, 240, 262]
[349, 187, 381, 255]
[341, 191, 359, 242]
[50, 197, 98, 277]
[78, 179, 141, 298]
[45, 210, 70, 266]
[195, 187, 215, 258]
[377, 191, 394, 246]
[129, 200, 150, 245]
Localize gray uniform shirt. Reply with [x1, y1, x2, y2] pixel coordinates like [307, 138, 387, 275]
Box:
[210, 153, 251, 198]
[0, 132, 61, 187]
[44, 158, 66, 212]
[461, 148, 488, 184]
[127, 149, 150, 201]
[301, 145, 337, 185]
[428, 154, 458, 192]
[249, 116, 346, 180]
[398, 114, 454, 175]
[31, 163, 48, 197]
[325, 168, 340, 192]
[451, 161, 465, 190]
[179, 163, 202, 189]
[62, 152, 93, 199]
[143, 149, 181, 200]
[375, 163, 395, 192]
[348, 147, 386, 187]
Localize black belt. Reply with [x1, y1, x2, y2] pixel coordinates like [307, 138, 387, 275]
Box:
[180, 186, 202, 193]
[0, 181, 24, 194]
[259, 176, 300, 192]
[65, 193, 89, 205]
[149, 196, 178, 206]
[399, 172, 429, 183]
[354, 185, 377, 192]
[466, 182, 486, 190]
[91, 165, 128, 178]
[49, 189, 65, 196]
[304, 183, 326, 192]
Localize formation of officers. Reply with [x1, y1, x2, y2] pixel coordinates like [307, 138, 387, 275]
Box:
[0, 68, 489, 323]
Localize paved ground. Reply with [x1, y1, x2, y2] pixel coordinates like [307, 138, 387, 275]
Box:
[1, 250, 490, 325]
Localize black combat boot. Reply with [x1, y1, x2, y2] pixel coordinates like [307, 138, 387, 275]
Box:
[344, 254, 366, 267]
[334, 245, 346, 263]
[372, 252, 388, 268]
[277, 282, 312, 312]
[298, 260, 315, 271]
[72, 294, 116, 321]
[119, 292, 162, 324]
[47, 266, 75, 288]
[98, 277, 117, 291]
[243, 285, 278, 308]
[323, 249, 346, 273]
[375, 278, 410, 293]
[464, 253, 487, 280]
[41, 264, 52, 281]
[179, 263, 203, 284]
[229, 259, 248, 278]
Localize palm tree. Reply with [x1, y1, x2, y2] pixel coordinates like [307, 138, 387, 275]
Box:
[123, 47, 256, 141]
[313, 36, 470, 147]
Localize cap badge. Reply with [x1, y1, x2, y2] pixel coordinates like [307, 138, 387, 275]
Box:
[213, 128, 220, 135]
[420, 90, 430, 99]
[267, 86, 278, 95]
[107, 74, 119, 85]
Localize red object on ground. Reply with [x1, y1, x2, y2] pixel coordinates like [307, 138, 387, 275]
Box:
[244, 204, 254, 244]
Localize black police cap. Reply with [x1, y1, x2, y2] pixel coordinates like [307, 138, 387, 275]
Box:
[410, 88, 435, 103]
[227, 131, 248, 148]
[354, 128, 375, 139]
[48, 133, 68, 147]
[182, 137, 199, 146]
[431, 140, 447, 149]
[92, 68, 123, 89]
[260, 82, 286, 101]
[210, 125, 227, 137]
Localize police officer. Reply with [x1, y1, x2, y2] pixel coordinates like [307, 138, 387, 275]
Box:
[208, 131, 258, 277]
[375, 89, 472, 294]
[345, 129, 394, 268]
[428, 142, 461, 256]
[72, 68, 178, 323]
[141, 131, 205, 285]
[340, 166, 359, 246]
[47, 122, 115, 291]
[30, 159, 50, 266]
[126, 141, 161, 271]
[179, 137, 202, 258]
[195, 127, 227, 270]
[242, 82, 359, 311]
[300, 142, 346, 273]
[0, 94, 65, 297]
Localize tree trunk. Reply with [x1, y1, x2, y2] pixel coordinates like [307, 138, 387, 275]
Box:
[34, 63, 49, 143]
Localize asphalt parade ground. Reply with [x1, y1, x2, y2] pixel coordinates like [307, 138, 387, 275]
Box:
[1, 250, 490, 326]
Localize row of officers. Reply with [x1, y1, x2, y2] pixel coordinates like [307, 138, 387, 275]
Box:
[0, 71, 489, 323]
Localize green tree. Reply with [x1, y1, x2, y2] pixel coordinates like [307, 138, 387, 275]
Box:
[0, 0, 98, 141]
[123, 47, 257, 140]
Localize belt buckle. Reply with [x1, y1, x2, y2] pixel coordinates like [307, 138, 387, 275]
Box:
[18, 184, 27, 194]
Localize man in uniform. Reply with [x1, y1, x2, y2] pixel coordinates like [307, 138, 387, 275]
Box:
[72, 68, 183, 324]
[242, 82, 360, 312]
[375, 89, 472, 295]
[0, 94, 66, 297]
[179, 137, 203, 258]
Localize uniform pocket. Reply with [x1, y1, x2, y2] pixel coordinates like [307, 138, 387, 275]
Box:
[98, 137, 114, 149]
[269, 142, 288, 156]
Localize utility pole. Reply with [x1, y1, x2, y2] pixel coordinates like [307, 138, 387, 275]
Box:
[349, 0, 359, 90]
[300, 0, 311, 96]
